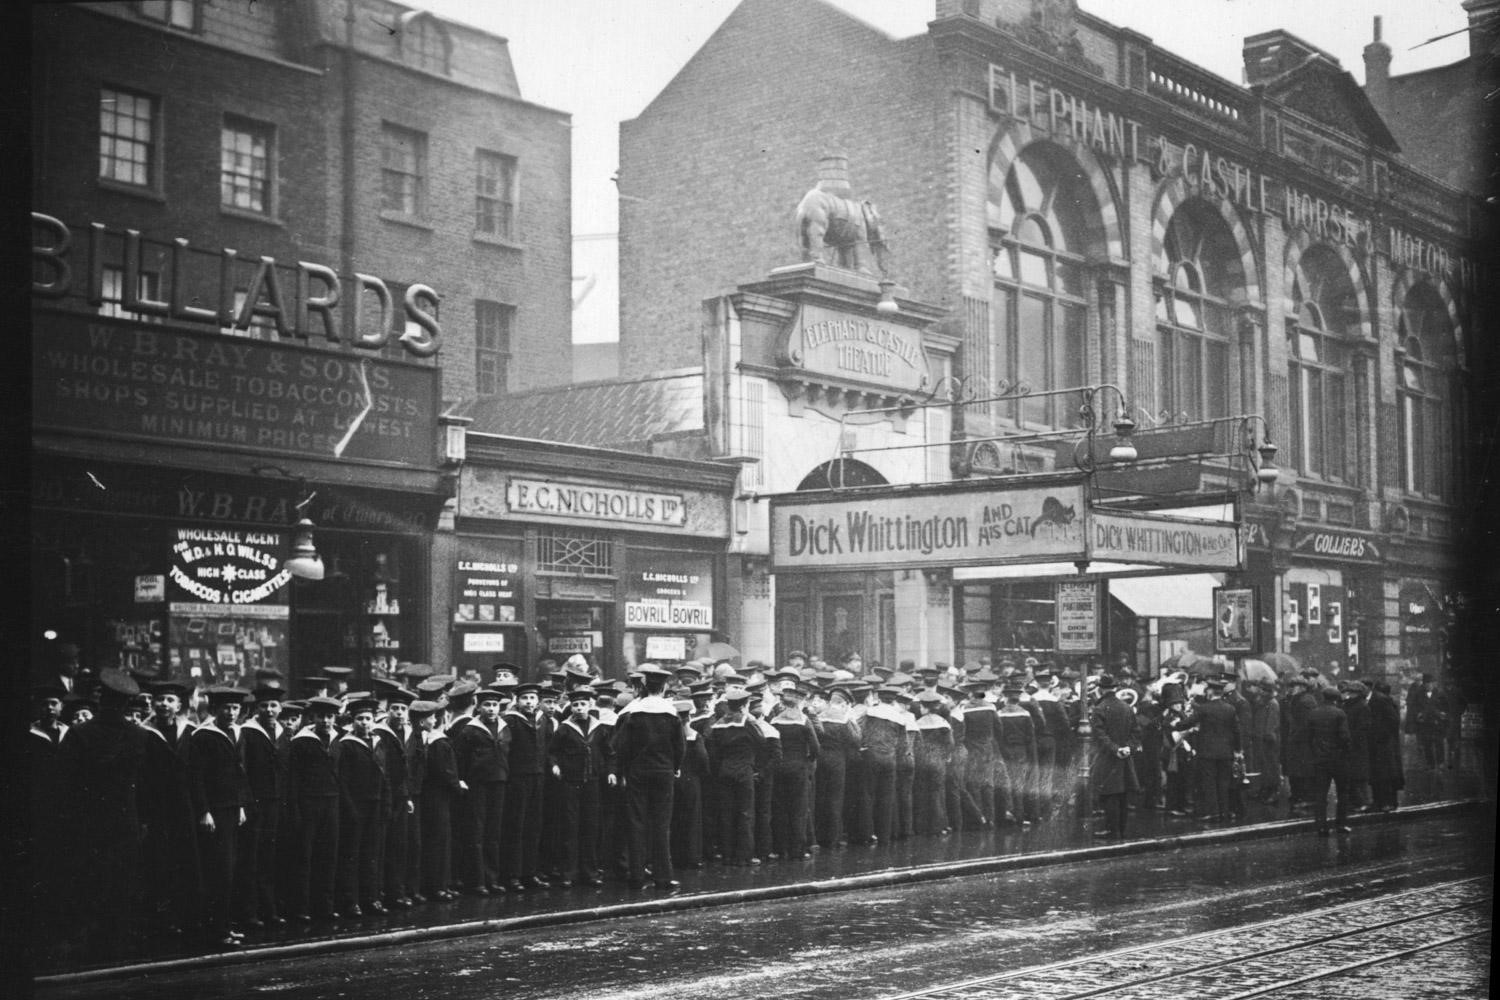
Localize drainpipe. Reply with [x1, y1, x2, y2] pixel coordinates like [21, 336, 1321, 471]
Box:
[341, 0, 358, 303]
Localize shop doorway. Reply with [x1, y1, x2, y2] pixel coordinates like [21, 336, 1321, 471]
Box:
[536, 600, 611, 680]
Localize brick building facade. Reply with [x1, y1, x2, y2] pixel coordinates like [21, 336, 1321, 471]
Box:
[30, 0, 574, 687]
[616, 0, 1487, 685]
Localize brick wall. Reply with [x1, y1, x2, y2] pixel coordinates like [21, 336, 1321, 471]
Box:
[619, 0, 948, 377]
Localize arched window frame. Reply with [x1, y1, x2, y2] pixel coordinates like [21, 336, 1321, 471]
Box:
[989, 150, 1094, 430]
[398, 12, 451, 76]
[1395, 284, 1459, 500]
[1285, 255, 1358, 484]
[1154, 205, 1236, 423]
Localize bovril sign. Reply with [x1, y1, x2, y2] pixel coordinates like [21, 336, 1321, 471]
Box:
[1294, 528, 1381, 564]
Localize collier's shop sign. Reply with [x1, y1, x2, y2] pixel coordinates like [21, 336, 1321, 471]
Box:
[1293, 527, 1382, 564]
[782, 304, 931, 393]
[32, 214, 440, 357]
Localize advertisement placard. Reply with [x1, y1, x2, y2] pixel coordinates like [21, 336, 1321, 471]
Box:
[623, 551, 715, 631]
[1088, 510, 1241, 569]
[1214, 587, 1258, 653]
[770, 480, 1088, 572]
[1056, 580, 1101, 653]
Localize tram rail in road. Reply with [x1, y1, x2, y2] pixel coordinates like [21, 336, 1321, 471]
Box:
[879, 877, 1491, 1000]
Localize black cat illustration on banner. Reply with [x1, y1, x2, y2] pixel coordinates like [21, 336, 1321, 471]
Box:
[1030, 496, 1077, 536]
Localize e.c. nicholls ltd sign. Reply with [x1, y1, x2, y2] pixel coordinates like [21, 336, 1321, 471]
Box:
[506, 478, 688, 528]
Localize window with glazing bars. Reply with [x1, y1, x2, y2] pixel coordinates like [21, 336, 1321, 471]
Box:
[475, 150, 517, 238]
[381, 124, 427, 216]
[221, 116, 273, 213]
[100, 87, 157, 188]
[536, 533, 613, 577]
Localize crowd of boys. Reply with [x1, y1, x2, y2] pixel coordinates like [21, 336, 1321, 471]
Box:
[28, 649, 1443, 960]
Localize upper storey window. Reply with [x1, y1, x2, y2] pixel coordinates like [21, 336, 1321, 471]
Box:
[989, 144, 1098, 429]
[99, 87, 159, 191]
[401, 14, 451, 75]
[1155, 202, 1240, 423]
[1397, 284, 1459, 500]
[1285, 246, 1360, 484]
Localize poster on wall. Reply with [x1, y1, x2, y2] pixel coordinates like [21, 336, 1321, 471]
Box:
[1214, 587, 1257, 653]
[821, 594, 863, 665]
[168, 526, 290, 607]
[623, 551, 715, 631]
[1326, 602, 1343, 643]
[1305, 584, 1322, 625]
[454, 545, 523, 625]
[1056, 580, 1101, 653]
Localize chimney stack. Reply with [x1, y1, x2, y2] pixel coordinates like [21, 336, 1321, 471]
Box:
[1363, 16, 1392, 115]
[1462, 0, 1500, 83]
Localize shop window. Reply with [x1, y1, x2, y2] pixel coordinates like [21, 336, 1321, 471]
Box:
[537, 531, 613, 577]
[1286, 246, 1359, 483]
[221, 115, 274, 215]
[380, 123, 427, 217]
[1155, 202, 1237, 422]
[989, 143, 1097, 429]
[475, 299, 513, 396]
[475, 150, 517, 239]
[100, 86, 159, 190]
[1396, 284, 1459, 500]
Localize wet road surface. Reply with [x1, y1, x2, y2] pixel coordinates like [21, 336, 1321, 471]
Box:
[39, 811, 1491, 1000]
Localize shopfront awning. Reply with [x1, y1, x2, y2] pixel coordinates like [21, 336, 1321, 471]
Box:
[1108, 573, 1224, 619]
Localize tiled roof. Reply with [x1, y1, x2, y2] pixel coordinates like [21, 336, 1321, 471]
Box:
[469, 369, 705, 450]
[1383, 60, 1486, 193]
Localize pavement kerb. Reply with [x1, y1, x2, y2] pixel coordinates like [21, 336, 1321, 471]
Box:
[36, 798, 1481, 987]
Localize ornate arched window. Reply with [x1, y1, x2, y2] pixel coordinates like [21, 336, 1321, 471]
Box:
[1396, 284, 1458, 499]
[989, 144, 1097, 429]
[1155, 201, 1239, 422]
[1286, 246, 1359, 482]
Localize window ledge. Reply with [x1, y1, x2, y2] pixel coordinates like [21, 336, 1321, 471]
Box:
[97, 178, 166, 203]
[219, 205, 284, 227]
[472, 231, 524, 251]
[380, 210, 435, 232]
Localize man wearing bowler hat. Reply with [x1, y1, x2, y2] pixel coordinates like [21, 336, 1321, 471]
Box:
[1174, 677, 1240, 824]
[1090, 674, 1141, 839]
[613, 663, 685, 891]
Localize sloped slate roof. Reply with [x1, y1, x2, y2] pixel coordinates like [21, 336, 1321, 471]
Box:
[468, 370, 705, 450]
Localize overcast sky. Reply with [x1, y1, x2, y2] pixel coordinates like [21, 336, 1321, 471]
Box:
[415, 0, 1471, 343]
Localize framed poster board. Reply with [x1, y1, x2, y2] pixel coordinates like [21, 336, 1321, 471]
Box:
[1055, 580, 1102, 654]
[1214, 586, 1257, 653]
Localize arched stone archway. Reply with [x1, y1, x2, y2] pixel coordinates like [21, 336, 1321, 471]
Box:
[1282, 229, 1373, 340]
[1151, 176, 1260, 305]
[986, 121, 1124, 260]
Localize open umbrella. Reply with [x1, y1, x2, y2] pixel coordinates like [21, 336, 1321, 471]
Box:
[699, 641, 741, 665]
[1239, 658, 1278, 685]
[1260, 651, 1300, 675]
